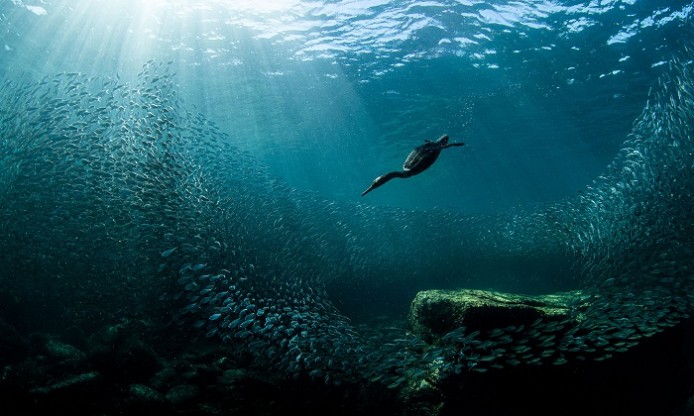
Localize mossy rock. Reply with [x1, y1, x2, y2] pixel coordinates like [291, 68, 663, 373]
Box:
[408, 288, 584, 343]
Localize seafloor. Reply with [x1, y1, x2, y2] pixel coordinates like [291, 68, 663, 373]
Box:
[1, 312, 692, 416]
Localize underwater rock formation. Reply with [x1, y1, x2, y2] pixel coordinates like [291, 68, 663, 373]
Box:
[406, 285, 689, 377]
[408, 289, 583, 343]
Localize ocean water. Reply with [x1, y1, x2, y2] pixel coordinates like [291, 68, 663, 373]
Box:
[4, 0, 688, 211]
[1, 1, 693, 415]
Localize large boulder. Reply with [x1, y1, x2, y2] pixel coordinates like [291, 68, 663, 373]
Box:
[408, 288, 583, 343]
[404, 288, 692, 416]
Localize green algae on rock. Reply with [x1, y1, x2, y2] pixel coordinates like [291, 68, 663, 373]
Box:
[409, 289, 585, 343]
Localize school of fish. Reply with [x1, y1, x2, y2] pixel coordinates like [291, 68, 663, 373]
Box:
[0, 47, 692, 390]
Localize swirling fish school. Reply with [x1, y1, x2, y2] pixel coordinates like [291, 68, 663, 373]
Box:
[0, 61, 366, 385]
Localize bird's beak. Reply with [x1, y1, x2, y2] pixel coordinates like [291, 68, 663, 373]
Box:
[361, 184, 376, 197]
[362, 175, 386, 196]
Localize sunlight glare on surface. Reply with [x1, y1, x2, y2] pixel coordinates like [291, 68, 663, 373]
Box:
[217, 0, 305, 13]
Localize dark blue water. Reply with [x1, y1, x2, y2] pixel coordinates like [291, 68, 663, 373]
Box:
[1, 1, 693, 415]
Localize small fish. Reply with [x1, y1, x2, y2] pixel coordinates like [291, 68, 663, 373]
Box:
[160, 247, 177, 257]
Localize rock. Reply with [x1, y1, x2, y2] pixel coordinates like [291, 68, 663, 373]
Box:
[1, 335, 91, 402]
[408, 288, 582, 342]
[0, 358, 43, 392]
[125, 383, 170, 411]
[30, 371, 102, 396]
[218, 368, 246, 385]
[89, 319, 142, 347]
[89, 330, 164, 384]
[43, 339, 86, 362]
[405, 288, 692, 416]
[150, 366, 177, 390]
[165, 384, 199, 405]
[3, 360, 105, 414]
